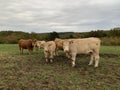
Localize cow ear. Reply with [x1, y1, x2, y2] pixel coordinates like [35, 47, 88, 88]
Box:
[34, 39, 37, 42]
[69, 40, 73, 44]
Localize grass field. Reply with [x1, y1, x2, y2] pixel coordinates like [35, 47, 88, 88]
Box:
[0, 44, 120, 90]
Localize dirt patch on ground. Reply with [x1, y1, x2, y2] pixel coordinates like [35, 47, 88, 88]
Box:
[76, 53, 120, 58]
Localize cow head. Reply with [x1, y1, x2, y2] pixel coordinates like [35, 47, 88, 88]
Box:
[63, 40, 73, 53]
[34, 41, 39, 48]
[43, 42, 52, 53]
[40, 41, 46, 48]
[32, 39, 37, 46]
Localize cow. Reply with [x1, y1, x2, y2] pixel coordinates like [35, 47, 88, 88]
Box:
[54, 38, 64, 50]
[18, 39, 37, 54]
[62, 37, 101, 67]
[43, 41, 56, 63]
[54, 38, 66, 56]
[34, 40, 46, 50]
[54, 38, 79, 57]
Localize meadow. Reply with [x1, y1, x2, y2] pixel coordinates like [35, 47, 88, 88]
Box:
[0, 44, 120, 90]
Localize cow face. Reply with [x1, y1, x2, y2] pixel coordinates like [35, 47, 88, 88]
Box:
[43, 43, 49, 53]
[40, 41, 46, 48]
[32, 39, 37, 46]
[34, 41, 40, 48]
[63, 40, 70, 53]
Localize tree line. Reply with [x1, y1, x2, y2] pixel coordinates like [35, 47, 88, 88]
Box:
[0, 27, 120, 45]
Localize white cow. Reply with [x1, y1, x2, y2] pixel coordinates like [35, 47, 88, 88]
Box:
[43, 41, 56, 63]
[63, 37, 101, 67]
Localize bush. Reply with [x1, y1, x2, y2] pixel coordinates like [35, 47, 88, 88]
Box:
[101, 37, 120, 46]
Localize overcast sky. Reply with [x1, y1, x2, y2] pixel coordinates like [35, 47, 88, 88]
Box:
[0, 0, 120, 33]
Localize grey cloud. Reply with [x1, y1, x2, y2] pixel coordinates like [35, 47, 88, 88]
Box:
[0, 0, 120, 33]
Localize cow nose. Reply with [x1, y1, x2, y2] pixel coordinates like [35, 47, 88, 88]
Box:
[64, 49, 69, 53]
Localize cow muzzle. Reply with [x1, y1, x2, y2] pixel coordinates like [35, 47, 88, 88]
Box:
[64, 49, 69, 53]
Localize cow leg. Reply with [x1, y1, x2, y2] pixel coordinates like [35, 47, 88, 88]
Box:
[45, 53, 49, 62]
[71, 53, 76, 67]
[94, 54, 100, 67]
[19, 47, 23, 54]
[53, 50, 56, 56]
[21, 48, 23, 54]
[55, 49, 58, 56]
[50, 59, 53, 63]
[88, 54, 94, 66]
[19, 47, 22, 54]
[53, 52, 56, 56]
[50, 52, 53, 63]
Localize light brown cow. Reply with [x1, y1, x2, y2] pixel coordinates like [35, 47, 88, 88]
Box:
[63, 37, 101, 67]
[43, 41, 56, 63]
[54, 38, 66, 56]
[54, 38, 64, 50]
[54, 38, 80, 57]
[34, 40, 46, 49]
[18, 39, 36, 54]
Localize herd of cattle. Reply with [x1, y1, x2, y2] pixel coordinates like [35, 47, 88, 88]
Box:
[18, 37, 101, 68]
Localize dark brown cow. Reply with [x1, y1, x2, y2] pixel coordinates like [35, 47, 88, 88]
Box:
[18, 39, 37, 54]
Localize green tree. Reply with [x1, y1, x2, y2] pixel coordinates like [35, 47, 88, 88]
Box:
[48, 31, 59, 40]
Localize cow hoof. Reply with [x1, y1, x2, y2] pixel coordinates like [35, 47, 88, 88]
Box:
[50, 60, 53, 63]
[88, 64, 92, 66]
[46, 59, 48, 62]
[94, 66, 98, 68]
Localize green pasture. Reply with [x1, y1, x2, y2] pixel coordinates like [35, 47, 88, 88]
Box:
[0, 44, 120, 90]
